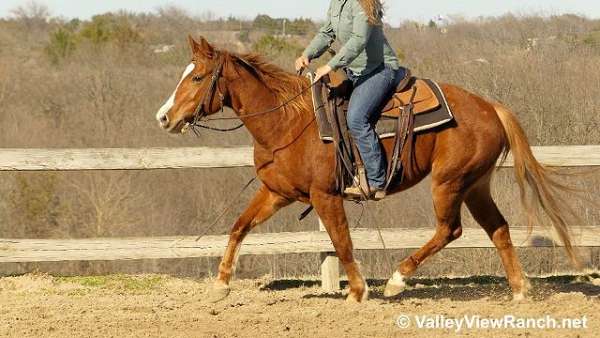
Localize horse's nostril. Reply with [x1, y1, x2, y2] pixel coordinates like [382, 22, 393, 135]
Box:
[159, 114, 169, 124]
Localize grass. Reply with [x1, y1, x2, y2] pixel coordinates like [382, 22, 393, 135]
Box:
[58, 274, 166, 291]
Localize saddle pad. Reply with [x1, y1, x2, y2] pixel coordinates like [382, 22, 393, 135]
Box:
[382, 79, 441, 116]
[377, 80, 454, 138]
[314, 79, 454, 142]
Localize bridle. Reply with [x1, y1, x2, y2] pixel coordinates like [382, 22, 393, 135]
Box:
[182, 53, 234, 135]
[181, 53, 318, 135]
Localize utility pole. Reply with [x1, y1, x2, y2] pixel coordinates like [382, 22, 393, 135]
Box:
[283, 19, 287, 37]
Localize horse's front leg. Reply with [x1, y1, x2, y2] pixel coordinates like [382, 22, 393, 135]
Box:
[311, 190, 368, 302]
[207, 184, 290, 302]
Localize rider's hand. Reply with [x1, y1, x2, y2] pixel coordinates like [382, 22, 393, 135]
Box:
[314, 65, 333, 83]
[295, 55, 310, 73]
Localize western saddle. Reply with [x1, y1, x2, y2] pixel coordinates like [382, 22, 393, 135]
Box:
[310, 67, 442, 200]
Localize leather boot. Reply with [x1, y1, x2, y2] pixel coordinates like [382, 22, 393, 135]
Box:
[344, 185, 387, 201]
[371, 188, 387, 201]
[344, 185, 369, 198]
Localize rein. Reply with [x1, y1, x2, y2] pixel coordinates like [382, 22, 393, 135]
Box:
[183, 55, 317, 135]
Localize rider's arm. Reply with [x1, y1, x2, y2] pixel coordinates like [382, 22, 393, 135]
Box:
[327, 1, 373, 71]
[302, 5, 335, 61]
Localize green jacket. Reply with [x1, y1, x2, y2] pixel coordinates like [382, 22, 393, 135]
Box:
[302, 0, 399, 76]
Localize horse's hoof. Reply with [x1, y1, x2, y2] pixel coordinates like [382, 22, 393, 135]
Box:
[512, 292, 528, 302]
[206, 282, 231, 303]
[346, 293, 360, 303]
[346, 282, 369, 303]
[512, 288, 529, 302]
[383, 272, 406, 298]
[346, 289, 368, 303]
[512, 278, 530, 302]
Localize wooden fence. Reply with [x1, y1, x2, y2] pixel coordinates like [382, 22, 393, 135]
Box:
[1, 145, 599, 171]
[1, 146, 599, 290]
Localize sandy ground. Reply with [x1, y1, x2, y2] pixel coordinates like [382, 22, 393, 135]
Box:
[0, 274, 598, 338]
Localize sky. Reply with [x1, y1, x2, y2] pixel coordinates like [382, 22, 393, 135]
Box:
[0, 0, 599, 25]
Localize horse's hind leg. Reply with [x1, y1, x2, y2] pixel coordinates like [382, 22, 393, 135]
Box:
[207, 184, 290, 302]
[384, 181, 465, 297]
[464, 175, 529, 300]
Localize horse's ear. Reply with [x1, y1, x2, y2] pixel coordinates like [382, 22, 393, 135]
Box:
[188, 35, 214, 59]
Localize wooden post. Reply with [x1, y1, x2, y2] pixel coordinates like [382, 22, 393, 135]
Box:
[319, 219, 340, 292]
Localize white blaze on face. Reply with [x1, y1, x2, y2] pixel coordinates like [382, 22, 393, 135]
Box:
[156, 63, 196, 122]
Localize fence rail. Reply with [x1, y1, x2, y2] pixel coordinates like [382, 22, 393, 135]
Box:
[0, 145, 599, 171]
[1, 226, 599, 264]
[0, 147, 254, 171]
[1, 145, 599, 290]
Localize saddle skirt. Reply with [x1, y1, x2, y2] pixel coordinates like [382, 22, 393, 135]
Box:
[310, 69, 455, 142]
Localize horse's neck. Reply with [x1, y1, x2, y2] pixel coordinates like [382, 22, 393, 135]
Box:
[228, 76, 313, 150]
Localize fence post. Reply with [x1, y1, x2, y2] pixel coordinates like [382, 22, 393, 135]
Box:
[319, 218, 340, 291]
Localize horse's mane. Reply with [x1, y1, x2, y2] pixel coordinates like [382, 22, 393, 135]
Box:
[231, 52, 311, 114]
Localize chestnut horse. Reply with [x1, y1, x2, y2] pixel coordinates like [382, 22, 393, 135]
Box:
[156, 36, 578, 302]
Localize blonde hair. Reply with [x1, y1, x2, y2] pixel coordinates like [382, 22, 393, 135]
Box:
[359, 0, 384, 25]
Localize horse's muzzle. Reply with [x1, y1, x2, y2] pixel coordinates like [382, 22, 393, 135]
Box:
[157, 113, 169, 129]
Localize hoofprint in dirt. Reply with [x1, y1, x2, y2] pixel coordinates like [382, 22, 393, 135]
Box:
[0, 274, 598, 338]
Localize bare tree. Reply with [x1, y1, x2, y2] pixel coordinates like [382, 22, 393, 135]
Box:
[198, 10, 217, 23]
[10, 1, 50, 30]
[67, 172, 150, 237]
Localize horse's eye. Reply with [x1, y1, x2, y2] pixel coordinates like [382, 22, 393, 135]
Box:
[192, 75, 205, 83]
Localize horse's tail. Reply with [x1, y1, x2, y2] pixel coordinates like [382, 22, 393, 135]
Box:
[493, 103, 581, 267]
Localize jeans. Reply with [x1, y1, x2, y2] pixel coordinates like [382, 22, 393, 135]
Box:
[346, 64, 406, 189]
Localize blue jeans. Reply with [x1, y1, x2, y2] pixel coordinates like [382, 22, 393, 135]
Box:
[346, 64, 406, 189]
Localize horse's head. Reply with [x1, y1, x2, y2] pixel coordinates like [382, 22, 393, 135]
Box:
[155, 36, 230, 133]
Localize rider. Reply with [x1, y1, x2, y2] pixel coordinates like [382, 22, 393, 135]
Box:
[295, 0, 405, 200]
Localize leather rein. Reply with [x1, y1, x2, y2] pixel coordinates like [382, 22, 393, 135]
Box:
[182, 53, 317, 136]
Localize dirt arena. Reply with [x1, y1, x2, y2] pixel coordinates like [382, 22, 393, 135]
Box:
[0, 274, 598, 337]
